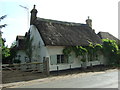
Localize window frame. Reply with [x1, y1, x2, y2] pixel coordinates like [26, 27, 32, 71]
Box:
[57, 54, 68, 64]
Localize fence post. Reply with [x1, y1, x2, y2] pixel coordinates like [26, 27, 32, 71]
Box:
[90, 63, 93, 72]
[100, 62, 102, 71]
[57, 66, 59, 75]
[43, 57, 50, 76]
[70, 64, 72, 74]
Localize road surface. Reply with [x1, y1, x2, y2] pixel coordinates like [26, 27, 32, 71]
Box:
[12, 69, 118, 88]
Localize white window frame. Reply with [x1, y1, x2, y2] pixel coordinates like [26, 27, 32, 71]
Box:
[57, 54, 68, 64]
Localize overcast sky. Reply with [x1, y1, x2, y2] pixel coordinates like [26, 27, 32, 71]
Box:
[0, 0, 119, 47]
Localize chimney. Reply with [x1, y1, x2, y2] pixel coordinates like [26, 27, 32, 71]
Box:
[30, 5, 38, 25]
[86, 16, 92, 28]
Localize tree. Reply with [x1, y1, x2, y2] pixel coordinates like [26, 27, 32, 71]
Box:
[2, 43, 10, 64]
[2, 46, 10, 58]
[10, 41, 16, 48]
[9, 41, 17, 64]
[0, 15, 7, 30]
[0, 15, 7, 47]
[0, 15, 7, 46]
[0, 15, 10, 64]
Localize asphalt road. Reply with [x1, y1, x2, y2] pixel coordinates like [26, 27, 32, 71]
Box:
[17, 69, 118, 88]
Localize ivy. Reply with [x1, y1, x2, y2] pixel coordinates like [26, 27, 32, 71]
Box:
[102, 39, 119, 65]
[94, 44, 103, 55]
[63, 46, 87, 58]
[63, 46, 72, 56]
[63, 43, 102, 62]
[63, 39, 120, 66]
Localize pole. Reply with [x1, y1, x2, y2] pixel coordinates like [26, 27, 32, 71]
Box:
[19, 5, 29, 30]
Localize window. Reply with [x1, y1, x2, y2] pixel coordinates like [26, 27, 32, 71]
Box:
[25, 57, 30, 63]
[57, 54, 68, 64]
[18, 55, 21, 60]
[57, 55, 61, 64]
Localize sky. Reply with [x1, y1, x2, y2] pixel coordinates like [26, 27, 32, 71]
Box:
[0, 0, 119, 47]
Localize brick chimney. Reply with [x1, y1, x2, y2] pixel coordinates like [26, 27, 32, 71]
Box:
[30, 5, 38, 25]
[86, 16, 92, 28]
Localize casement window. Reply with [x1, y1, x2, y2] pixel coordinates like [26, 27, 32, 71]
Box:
[57, 54, 68, 64]
[50, 54, 68, 65]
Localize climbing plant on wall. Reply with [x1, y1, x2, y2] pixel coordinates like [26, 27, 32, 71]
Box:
[63, 39, 120, 66]
[63, 46, 73, 56]
[25, 36, 33, 63]
[63, 46, 88, 62]
[102, 39, 119, 65]
[63, 46, 87, 57]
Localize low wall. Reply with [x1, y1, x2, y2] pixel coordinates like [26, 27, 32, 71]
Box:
[50, 60, 104, 71]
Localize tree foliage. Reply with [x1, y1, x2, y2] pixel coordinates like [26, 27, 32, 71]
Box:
[0, 15, 10, 63]
[9, 41, 17, 63]
[2, 45, 10, 58]
[2, 42, 10, 64]
[0, 15, 7, 29]
[10, 41, 16, 48]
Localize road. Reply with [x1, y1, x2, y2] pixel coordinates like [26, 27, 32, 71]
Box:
[13, 69, 118, 88]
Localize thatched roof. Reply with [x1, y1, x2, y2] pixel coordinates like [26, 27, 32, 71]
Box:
[33, 18, 102, 46]
[16, 36, 25, 40]
[97, 32, 120, 44]
[16, 35, 25, 50]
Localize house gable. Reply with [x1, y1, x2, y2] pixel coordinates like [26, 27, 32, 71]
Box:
[30, 25, 49, 62]
[97, 32, 120, 44]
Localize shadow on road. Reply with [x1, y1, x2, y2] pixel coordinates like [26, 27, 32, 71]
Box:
[2, 65, 117, 84]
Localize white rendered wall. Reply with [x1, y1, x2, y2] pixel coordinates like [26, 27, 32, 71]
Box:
[29, 25, 49, 72]
[47, 46, 106, 71]
[47, 46, 82, 71]
[15, 50, 27, 63]
[30, 25, 49, 62]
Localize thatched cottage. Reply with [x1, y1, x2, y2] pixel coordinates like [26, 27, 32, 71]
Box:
[15, 5, 107, 72]
[98, 32, 120, 44]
